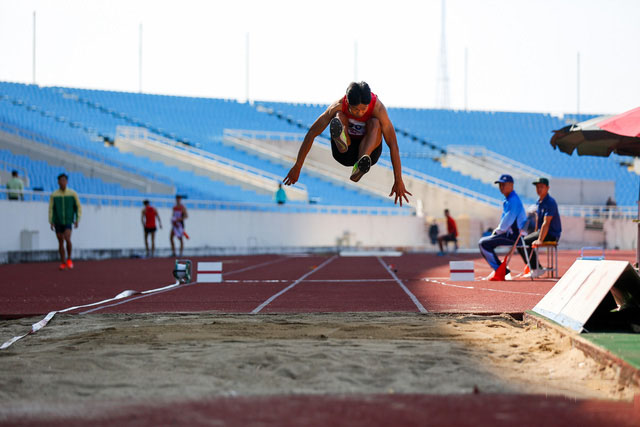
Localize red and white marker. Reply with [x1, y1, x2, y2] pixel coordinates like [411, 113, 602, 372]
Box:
[450, 261, 474, 281]
[197, 262, 223, 283]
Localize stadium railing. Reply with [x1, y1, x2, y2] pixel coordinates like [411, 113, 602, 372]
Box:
[0, 120, 173, 190]
[223, 129, 503, 209]
[116, 126, 309, 201]
[0, 189, 414, 216]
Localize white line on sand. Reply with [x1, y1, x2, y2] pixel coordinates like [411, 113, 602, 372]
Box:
[377, 257, 428, 313]
[251, 255, 337, 314]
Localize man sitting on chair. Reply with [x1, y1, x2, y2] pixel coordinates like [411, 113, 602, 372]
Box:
[478, 174, 526, 279]
[517, 177, 562, 278]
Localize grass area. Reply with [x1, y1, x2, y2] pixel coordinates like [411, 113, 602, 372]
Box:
[583, 333, 640, 369]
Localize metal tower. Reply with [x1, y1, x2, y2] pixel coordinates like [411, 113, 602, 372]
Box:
[436, 0, 450, 109]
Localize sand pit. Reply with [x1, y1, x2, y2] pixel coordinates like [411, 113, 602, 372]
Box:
[0, 312, 637, 417]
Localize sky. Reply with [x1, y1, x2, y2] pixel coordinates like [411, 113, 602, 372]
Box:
[0, 0, 638, 115]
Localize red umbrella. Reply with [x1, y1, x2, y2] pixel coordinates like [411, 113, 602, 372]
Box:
[551, 106, 640, 157]
[550, 106, 640, 267]
[598, 106, 640, 138]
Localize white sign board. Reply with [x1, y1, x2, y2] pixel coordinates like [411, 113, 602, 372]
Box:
[197, 262, 223, 283]
[532, 260, 638, 332]
[450, 261, 474, 281]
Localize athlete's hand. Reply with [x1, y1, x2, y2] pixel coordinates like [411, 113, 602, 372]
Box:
[283, 165, 301, 186]
[389, 179, 412, 206]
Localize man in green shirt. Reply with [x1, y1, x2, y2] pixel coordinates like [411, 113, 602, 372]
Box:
[48, 173, 82, 270]
[6, 170, 24, 201]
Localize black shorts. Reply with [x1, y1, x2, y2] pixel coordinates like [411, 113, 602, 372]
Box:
[145, 227, 157, 233]
[54, 224, 72, 234]
[331, 135, 383, 167]
[440, 233, 457, 242]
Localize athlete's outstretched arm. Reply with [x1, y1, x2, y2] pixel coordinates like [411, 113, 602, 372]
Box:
[377, 103, 412, 206]
[283, 102, 339, 185]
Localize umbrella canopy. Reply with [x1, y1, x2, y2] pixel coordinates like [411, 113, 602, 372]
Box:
[549, 106, 640, 268]
[550, 106, 640, 157]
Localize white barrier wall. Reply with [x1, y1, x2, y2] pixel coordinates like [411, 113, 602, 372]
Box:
[0, 201, 424, 253]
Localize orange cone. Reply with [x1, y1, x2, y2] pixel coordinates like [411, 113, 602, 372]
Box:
[489, 234, 521, 281]
[490, 261, 508, 281]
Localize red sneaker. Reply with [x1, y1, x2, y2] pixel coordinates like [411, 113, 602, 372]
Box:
[66, 259, 74, 269]
[59, 263, 67, 270]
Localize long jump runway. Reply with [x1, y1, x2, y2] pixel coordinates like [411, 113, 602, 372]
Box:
[1, 251, 591, 317]
[1, 251, 638, 426]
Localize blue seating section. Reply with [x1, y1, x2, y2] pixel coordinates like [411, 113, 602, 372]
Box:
[0, 82, 395, 207]
[257, 101, 524, 203]
[0, 149, 147, 197]
[258, 101, 636, 206]
[2, 80, 633, 206]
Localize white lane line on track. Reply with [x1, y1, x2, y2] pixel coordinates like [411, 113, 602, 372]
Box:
[224, 256, 292, 276]
[378, 257, 428, 313]
[224, 278, 396, 283]
[421, 278, 544, 296]
[80, 255, 305, 314]
[250, 255, 338, 314]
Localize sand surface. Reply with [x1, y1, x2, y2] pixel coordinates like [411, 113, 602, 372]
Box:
[0, 312, 637, 417]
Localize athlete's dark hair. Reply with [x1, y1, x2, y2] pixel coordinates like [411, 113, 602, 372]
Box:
[346, 81, 372, 106]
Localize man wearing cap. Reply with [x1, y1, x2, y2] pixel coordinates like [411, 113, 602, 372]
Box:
[478, 174, 527, 279]
[517, 177, 562, 278]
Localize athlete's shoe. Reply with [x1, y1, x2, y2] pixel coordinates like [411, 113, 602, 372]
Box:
[350, 154, 372, 182]
[486, 268, 510, 281]
[59, 263, 67, 271]
[530, 268, 545, 279]
[66, 259, 74, 269]
[330, 117, 349, 153]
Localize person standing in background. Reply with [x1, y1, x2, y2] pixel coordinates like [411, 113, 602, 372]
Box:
[170, 195, 188, 257]
[49, 173, 81, 270]
[6, 170, 24, 201]
[141, 199, 162, 257]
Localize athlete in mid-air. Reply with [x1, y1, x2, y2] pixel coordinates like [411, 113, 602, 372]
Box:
[283, 81, 412, 206]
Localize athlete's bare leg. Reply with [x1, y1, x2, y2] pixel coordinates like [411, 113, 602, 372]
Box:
[56, 232, 66, 263]
[150, 231, 156, 257]
[63, 229, 72, 261]
[170, 232, 176, 257]
[144, 230, 150, 256]
[358, 117, 383, 158]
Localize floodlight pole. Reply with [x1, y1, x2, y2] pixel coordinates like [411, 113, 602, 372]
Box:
[245, 33, 250, 104]
[354, 40, 358, 81]
[576, 52, 580, 116]
[32, 11, 36, 84]
[464, 47, 468, 111]
[138, 23, 143, 93]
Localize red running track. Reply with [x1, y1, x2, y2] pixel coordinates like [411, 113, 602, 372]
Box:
[1, 251, 636, 317]
[8, 393, 640, 427]
[1, 251, 638, 426]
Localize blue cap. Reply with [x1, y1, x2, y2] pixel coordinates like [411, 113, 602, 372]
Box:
[494, 174, 514, 184]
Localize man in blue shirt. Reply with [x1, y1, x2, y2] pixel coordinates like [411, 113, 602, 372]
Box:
[518, 177, 562, 278]
[479, 174, 527, 279]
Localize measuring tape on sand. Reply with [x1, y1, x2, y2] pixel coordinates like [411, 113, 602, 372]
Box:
[0, 281, 181, 350]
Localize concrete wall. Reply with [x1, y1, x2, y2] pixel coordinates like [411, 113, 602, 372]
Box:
[552, 178, 616, 205]
[0, 201, 425, 256]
